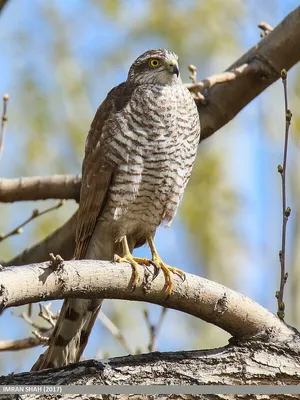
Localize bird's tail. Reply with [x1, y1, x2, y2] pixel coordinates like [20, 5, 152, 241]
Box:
[31, 297, 102, 370]
[31, 229, 122, 371]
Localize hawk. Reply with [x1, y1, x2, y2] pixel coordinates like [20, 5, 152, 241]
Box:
[32, 49, 200, 370]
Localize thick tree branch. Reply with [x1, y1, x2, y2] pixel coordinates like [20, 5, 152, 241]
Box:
[0, 175, 80, 203]
[0, 338, 299, 398]
[196, 6, 300, 140]
[0, 260, 293, 340]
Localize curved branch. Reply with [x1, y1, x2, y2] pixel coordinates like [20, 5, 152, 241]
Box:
[0, 175, 81, 203]
[0, 260, 293, 340]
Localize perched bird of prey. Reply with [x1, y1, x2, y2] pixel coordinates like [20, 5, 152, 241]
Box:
[32, 49, 200, 370]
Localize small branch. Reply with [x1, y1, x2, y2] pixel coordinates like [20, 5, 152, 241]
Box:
[0, 93, 9, 160]
[0, 200, 65, 243]
[187, 64, 205, 102]
[19, 311, 49, 332]
[0, 328, 52, 351]
[276, 69, 292, 320]
[144, 307, 167, 351]
[98, 312, 133, 354]
[38, 303, 56, 327]
[185, 62, 261, 97]
[0, 260, 293, 341]
[0, 175, 81, 203]
[258, 22, 274, 37]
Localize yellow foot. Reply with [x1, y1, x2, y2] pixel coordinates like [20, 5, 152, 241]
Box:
[152, 254, 186, 297]
[114, 254, 153, 291]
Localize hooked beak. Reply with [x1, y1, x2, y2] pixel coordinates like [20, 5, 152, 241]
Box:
[168, 59, 179, 77]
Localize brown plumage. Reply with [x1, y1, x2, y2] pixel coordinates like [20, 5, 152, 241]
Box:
[32, 49, 200, 370]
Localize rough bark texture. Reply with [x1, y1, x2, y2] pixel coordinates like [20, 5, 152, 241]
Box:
[0, 338, 300, 399]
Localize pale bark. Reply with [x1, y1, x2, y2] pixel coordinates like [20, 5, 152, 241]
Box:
[0, 339, 299, 399]
[0, 175, 81, 203]
[0, 260, 293, 340]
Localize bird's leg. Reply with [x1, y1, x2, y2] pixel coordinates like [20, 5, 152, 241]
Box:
[147, 235, 186, 297]
[114, 236, 154, 291]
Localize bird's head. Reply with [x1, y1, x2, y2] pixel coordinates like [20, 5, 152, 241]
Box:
[127, 49, 181, 85]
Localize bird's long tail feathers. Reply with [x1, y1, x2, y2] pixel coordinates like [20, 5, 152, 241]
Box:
[31, 297, 102, 370]
[31, 229, 124, 371]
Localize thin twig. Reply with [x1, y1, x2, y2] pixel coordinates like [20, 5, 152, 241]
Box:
[32, 330, 50, 344]
[258, 22, 274, 37]
[186, 62, 261, 97]
[187, 64, 205, 102]
[143, 307, 167, 352]
[19, 312, 49, 332]
[0, 199, 65, 242]
[98, 312, 133, 354]
[0, 94, 9, 160]
[276, 69, 292, 320]
[0, 329, 52, 351]
[38, 303, 56, 327]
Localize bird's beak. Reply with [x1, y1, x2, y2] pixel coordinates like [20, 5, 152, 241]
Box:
[168, 59, 179, 77]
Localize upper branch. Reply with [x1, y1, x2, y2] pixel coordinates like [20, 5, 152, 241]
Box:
[0, 175, 81, 203]
[0, 259, 293, 340]
[195, 6, 300, 140]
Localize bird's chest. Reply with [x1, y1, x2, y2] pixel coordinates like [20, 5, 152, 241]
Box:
[106, 84, 199, 233]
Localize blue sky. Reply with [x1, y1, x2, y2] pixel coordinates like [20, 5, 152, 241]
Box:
[0, 0, 299, 374]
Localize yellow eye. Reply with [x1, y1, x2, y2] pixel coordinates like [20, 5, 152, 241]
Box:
[148, 58, 161, 68]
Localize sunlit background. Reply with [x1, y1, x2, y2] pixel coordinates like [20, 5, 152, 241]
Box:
[0, 0, 299, 374]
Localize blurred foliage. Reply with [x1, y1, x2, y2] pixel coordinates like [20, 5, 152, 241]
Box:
[0, 0, 299, 374]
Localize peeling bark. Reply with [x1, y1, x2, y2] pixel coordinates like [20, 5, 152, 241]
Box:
[0, 338, 300, 399]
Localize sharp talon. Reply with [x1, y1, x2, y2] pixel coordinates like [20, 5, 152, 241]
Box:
[181, 273, 186, 282]
[149, 261, 160, 280]
[131, 284, 136, 292]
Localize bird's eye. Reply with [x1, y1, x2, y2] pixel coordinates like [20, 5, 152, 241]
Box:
[148, 59, 161, 68]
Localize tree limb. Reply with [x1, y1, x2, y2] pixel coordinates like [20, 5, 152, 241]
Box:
[0, 175, 80, 203]
[196, 6, 300, 140]
[0, 339, 299, 399]
[0, 260, 294, 340]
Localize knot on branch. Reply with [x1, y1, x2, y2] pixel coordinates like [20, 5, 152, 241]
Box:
[213, 292, 228, 317]
[49, 253, 67, 289]
[0, 283, 8, 313]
